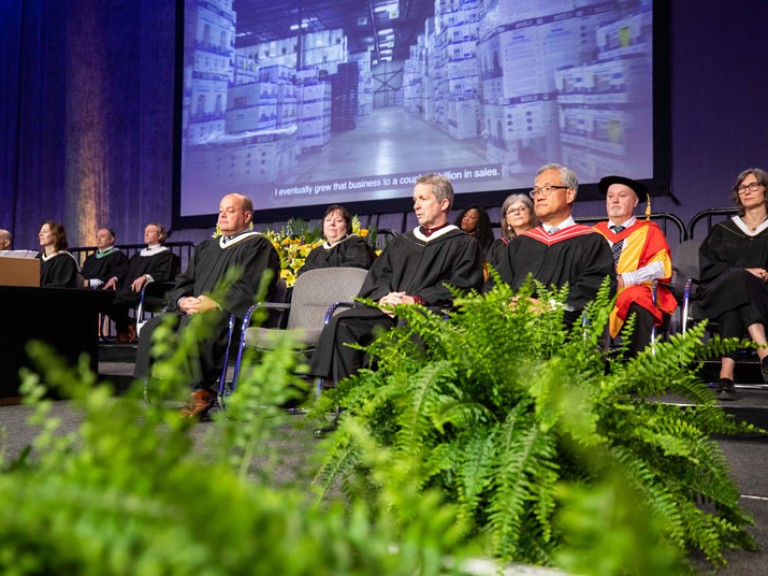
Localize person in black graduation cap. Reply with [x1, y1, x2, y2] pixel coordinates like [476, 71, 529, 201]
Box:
[593, 175, 676, 358]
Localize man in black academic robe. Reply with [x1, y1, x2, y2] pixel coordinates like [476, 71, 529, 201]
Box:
[309, 173, 484, 384]
[134, 194, 279, 418]
[81, 228, 129, 289]
[106, 222, 179, 343]
[495, 163, 616, 326]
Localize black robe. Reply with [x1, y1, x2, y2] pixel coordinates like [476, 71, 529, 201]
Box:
[487, 236, 512, 276]
[123, 248, 179, 289]
[309, 226, 484, 380]
[81, 248, 129, 287]
[109, 247, 181, 330]
[297, 234, 375, 276]
[38, 252, 79, 288]
[135, 233, 280, 390]
[494, 225, 616, 324]
[697, 218, 768, 323]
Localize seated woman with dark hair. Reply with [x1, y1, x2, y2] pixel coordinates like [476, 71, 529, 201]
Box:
[298, 204, 376, 276]
[698, 167, 768, 401]
[37, 220, 79, 288]
[488, 194, 539, 272]
[454, 204, 495, 255]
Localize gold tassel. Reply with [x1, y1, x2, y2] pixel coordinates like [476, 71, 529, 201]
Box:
[645, 192, 652, 220]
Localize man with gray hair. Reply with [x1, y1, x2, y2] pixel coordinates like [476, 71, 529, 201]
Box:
[309, 172, 484, 387]
[494, 163, 616, 326]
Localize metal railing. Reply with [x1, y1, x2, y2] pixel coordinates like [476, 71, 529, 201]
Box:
[70, 241, 195, 272]
[686, 208, 738, 239]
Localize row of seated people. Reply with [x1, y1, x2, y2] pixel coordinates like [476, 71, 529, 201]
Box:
[7, 165, 765, 412]
[132, 166, 676, 420]
[2, 221, 180, 344]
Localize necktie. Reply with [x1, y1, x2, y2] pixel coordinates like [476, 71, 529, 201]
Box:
[611, 225, 625, 267]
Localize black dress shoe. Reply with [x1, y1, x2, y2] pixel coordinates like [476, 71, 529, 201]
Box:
[716, 378, 739, 402]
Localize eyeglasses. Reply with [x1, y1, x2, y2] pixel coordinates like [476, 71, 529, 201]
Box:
[529, 185, 569, 198]
[506, 206, 529, 215]
[736, 182, 765, 194]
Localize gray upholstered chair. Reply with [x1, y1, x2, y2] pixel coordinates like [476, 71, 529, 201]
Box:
[220, 266, 370, 400]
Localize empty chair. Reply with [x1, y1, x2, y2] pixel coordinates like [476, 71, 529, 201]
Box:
[222, 266, 370, 396]
[673, 238, 705, 333]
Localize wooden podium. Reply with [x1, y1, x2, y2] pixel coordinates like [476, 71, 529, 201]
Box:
[0, 256, 40, 287]
[0, 286, 114, 399]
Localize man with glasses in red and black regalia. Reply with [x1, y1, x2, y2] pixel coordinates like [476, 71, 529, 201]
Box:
[493, 163, 616, 327]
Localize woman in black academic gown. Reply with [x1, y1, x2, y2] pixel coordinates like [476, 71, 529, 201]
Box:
[297, 204, 376, 276]
[488, 193, 539, 274]
[698, 167, 768, 401]
[37, 220, 79, 288]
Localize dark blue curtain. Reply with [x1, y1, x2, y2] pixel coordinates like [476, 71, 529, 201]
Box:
[0, 0, 176, 250]
[0, 0, 24, 238]
[2, 0, 768, 252]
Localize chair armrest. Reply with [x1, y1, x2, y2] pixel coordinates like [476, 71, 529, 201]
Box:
[324, 301, 356, 324]
[137, 280, 176, 317]
[142, 280, 176, 297]
[242, 301, 291, 329]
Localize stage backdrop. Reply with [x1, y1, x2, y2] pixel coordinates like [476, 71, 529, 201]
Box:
[1, 0, 767, 251]
[0, 0, 176, 250]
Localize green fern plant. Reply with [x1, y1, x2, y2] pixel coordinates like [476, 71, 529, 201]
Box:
[312, 276, 760, 575]
[0, 270, 475, 576]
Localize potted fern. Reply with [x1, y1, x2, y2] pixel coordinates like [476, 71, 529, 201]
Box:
[312, 276, 759, 575]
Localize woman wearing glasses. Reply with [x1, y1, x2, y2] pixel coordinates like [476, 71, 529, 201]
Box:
[488, 194, 539, 274]
[698, 167, 768, 401]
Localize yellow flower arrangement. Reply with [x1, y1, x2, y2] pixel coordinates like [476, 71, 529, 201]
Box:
[215, 217, 375, 288]
[265, 216, 376, 287]
[261, 228, 323, 288]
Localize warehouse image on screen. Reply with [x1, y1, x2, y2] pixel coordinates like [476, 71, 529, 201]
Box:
[179, 0, 655, 218]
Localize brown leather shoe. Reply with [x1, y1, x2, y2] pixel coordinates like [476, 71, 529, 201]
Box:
[179, 389, 216, 419]
[116, 329, 130, 344]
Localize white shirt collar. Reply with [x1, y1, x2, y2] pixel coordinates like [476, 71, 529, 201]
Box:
[413, 224, 459, 242]
[140, 244, 170, 257]
[609, 216, 637, 230]
[543, 216, 576, 234]
[219, 230, 259, 249]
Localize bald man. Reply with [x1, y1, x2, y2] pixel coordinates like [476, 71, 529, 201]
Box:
[0, 229, 12, 251]
[134, 193, 280, 419]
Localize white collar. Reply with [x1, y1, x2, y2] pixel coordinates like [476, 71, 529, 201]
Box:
[608, 216, 637, 230]
[323, 233, 356, 249]
[140, 244, 170, 257]
[733, 215, 768, 236]
[219, 230, 259, 249]
[42, 250, 78, 265]
[413, 224, 459, 242]
[543, 216, 576, 234]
